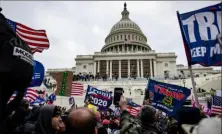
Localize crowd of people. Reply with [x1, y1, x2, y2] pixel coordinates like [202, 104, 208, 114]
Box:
[1, 95, 221, 134]
[72, 72, 152, 82]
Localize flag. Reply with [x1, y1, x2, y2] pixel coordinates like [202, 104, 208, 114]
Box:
[211, 95, 222, 115]
[192, 95, 211, 115]
[8, 91, 18, 102]
[69, 97, 75, 105]
[114, 107, 120, 117]
[127, 101, 141, 117]
[24, 88, 39, 102]
[177, 3, 222, 66]
[147, 79, 191, 116]
[6, 19, 50, 53]
[30, 97, 45, 106]
[47, 93, 56, 104]
[8, 88, 39, 103]
[71, 82, 84, 96]
[127, 106, 141, 117]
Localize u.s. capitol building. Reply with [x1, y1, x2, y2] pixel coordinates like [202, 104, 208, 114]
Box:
[74, 3, 177, 79]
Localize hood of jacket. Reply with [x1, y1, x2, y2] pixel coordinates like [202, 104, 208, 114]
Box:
[34, 105, 56, 134]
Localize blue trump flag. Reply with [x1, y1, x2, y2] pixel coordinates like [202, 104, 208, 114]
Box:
[84, 85, 112, 108]
[29, 60, 45, 87]
[177, 3, 222, 66]
[147, 79, 191, 116]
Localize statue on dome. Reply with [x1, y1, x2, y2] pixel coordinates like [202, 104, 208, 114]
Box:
[124, 2, 127, 10]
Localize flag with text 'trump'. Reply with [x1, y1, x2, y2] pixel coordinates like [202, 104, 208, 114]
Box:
[177, 3, 222, 66]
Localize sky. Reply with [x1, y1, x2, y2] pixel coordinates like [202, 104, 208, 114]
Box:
[1, 1, 221, 70]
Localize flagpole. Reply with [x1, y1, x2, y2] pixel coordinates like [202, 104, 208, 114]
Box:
[188, 66, 200, 108]
[176, 11, 200, 108]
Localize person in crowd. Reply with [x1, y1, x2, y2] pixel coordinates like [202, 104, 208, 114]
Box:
[2, 99, 30, 134]
[119, 95, 141, 134]
[33, 105, 64, 134]
[66, 107, 98, 134]
[137, 106, 160, 134]
[182, 117, 221, 134]
[21, 105, 42, 134]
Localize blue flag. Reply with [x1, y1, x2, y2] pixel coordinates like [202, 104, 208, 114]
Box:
[69, 97, 75, 105]
[48, 93, 56, 103]
[85, 85, 112, 108]
[30, 97, 45, 106]
[30, 60, 45, 87]
[147, 79, 191, 116]
[177, 3, 222, 66]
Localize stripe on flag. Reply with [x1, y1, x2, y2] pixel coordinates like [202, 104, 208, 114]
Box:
[8, 88, 39, 103]
[6, 19, 50, 53]
[127, 106, 141, 117]
[71, 82, 84, 96]
[211, 95, 222, 115]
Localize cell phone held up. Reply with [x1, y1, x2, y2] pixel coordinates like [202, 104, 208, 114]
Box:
[113, 87, 124, 106]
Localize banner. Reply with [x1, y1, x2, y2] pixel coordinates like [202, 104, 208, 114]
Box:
[147, 79, 191, 116]
[177, 3, 222, 66]
[29, 60, 45, 87]
[85, 85, 112, 108]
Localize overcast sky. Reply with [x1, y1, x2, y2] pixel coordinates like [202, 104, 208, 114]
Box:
[1, 1, 220, 70]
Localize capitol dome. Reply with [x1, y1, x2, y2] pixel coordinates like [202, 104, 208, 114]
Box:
[101, 3, 151, 52]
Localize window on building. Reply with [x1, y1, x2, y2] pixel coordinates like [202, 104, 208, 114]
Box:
[83, 65, 87, 69]
[124, 35, 126, 39]
[117, 35, 119, 40]
[164, 63, 168, 67]
[121, 35, 123, 40]
[128, 35, 130, 40]
[136, 36, 137, 40]
[132, 35, 134, 40]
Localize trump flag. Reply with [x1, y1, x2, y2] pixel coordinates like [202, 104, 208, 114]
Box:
[177, 3, 222, 66]
[147, 79, 191, 116]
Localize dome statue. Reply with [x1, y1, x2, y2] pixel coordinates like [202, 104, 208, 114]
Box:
[101, 3, 151, 53]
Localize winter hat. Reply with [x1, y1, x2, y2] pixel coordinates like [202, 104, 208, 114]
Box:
[182, 117, 221, 134]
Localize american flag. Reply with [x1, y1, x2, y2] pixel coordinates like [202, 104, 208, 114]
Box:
[211, 95, 222, 115]
[71, 82, 84, 96]
[127, 101, 141, 117]
[127, 106, 141, 116]
[8, 88, 39, 103]
[191, 95, 211, 115]
[6, 19, 49, 53]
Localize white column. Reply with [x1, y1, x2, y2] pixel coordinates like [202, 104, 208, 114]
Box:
[119, 60, 121, 78]
[128, 59, 130, 78]
[93, 61, 96, 76]
[110, 60, 112, 79]
[137, 59, 140, 78]
[106, 60, 109, 74]
[141, 59, 144, 78]
[153, 59, 157, 77]
[97, 60, 100, 73]
[122, 45, 124, 52]
[150, 59, 153, 77]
